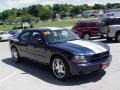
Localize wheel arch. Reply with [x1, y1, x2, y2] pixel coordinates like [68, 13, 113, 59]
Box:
[115, 30, 120, 37]
[50, 54, 70, 69]
[82, 31, 91, 36]
[11, 45, 17, 50]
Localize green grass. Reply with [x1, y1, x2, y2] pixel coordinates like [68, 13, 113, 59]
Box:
[0, 18, 98, 31]
[0, 25, 14, 31]
[34, 20, 79, 28]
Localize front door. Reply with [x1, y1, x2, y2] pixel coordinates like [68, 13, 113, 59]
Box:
[28, 31, 47, 63]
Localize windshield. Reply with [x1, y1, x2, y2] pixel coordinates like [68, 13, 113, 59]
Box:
[43, 29, 80, 44]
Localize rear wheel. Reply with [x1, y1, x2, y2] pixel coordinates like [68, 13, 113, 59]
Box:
[11, 47, 21, 63]
[115, 32, 120, 43]
[83, 33, 90, 40]
[51, 57, 70, 80]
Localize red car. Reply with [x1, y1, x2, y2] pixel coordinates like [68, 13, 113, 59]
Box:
[72, 22, 100, 40]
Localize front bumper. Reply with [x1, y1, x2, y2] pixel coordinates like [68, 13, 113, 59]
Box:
[101, 33, 114, 38]
[69, 55, 112, 75]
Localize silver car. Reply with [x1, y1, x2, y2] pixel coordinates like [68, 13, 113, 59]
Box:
[100, 17, 120, 42]
[0, 31, 12, 41]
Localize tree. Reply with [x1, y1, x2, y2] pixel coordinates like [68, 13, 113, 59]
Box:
[70, 6, 81, 15]
[8, 15, 16, 23]
[2, 10, 11, 20]
[106, 3, 113, 9]
[93, 4, 107, 10]
[0, 13, 2, 20]
[21, 14, 36, 23]
[28, 5, 43, 17]
[40, 7, 53, 20]
[53, 4, 62, 14]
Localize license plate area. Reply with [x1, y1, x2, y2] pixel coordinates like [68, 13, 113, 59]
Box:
[102, 64, 109, 69]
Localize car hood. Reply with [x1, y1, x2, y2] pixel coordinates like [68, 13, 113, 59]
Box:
[50, 40, 109, 55]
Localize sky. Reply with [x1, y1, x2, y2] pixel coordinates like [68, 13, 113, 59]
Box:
[0, 0, 120, 11]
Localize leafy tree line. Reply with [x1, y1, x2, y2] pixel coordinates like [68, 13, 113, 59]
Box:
[0, 3, 120, 23]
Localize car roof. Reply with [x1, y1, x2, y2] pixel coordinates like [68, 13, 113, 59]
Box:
[77, 21, 98, 24]
[104, 17, 120, 19]
[39, 27, 63, 30]
[26, 27, 64, 31]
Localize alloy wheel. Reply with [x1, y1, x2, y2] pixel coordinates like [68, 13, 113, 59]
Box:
[52, 59, 65, 79]
[83, 33, 90, 40]
[11, 48, 19, 62]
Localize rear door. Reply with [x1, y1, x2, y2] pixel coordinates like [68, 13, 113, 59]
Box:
[17, 31, 31, 58]
[78, 23, 88, 37]
[89, 22, 99, 37]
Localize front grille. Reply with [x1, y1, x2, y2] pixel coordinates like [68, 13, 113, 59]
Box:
[90, 51, 109, 62]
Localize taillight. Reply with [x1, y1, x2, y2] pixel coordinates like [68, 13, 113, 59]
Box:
[107, 27, 110, 33]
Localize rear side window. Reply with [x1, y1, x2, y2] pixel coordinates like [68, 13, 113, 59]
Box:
[89, 22, 98, 27]
[79, 23, 87, 27]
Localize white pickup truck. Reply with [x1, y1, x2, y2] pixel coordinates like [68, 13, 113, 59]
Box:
[100, 17, 120, 42]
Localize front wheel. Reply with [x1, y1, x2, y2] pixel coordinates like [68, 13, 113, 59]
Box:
[11, 47, 21, 63]
[51, 57, 70, 80]
[115, 33, 120, 43]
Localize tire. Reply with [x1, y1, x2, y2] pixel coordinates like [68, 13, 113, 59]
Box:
[11, 47, 21, 63]
[106, 37, 113, 42]
[82, 33, 90, 40]
[115, 32, 120, 43]
[51, 56, 71, 80]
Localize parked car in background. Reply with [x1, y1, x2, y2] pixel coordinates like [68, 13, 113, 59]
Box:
[83, 10, 94, 18]
[9, 29, 22, 38]
[10, 27, 112, 80]
[100, 17, 120, 42]
[0, 31, 12, 41]
[72, 22, 100, 40]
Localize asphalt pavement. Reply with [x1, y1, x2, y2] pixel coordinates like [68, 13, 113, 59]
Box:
[0, 40, 120, 90]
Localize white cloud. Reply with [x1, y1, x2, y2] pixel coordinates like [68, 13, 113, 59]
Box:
[0, 0, 38, 11]
[0, 0, 120, 11]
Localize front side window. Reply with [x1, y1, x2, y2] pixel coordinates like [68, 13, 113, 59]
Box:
[20, 32, 30, 42]
[43, 29, 80, 43]
[30, 31, 42, 44]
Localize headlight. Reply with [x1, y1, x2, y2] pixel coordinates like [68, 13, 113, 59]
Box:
[74, 55, 88, 63]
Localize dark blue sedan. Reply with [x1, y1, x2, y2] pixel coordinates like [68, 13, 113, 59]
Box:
[9, 27, 112, 80]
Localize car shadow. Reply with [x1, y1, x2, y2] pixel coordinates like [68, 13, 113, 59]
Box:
[2, 58, 106, 86]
